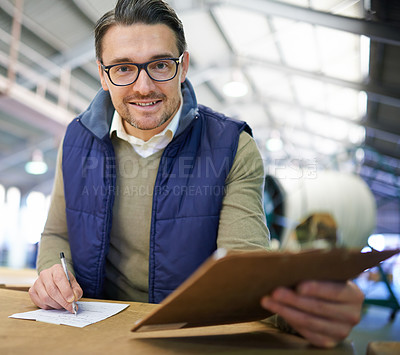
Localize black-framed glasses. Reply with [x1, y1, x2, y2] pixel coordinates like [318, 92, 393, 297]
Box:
[101, 53, 184, 86]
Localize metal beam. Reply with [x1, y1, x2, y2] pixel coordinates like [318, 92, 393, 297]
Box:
[238, 54, 400, 108]
[1, 1, 97, 90]
[360, 167, 399, 196]
[208, 0, 400, 46]
[363, 159, 400, 178]
[0, 0, 68, 51]
[7, 0, 23, 86]
[0, 27, 96, 106]
[208, 6, 276, 122]
[365, 121, 400, 140]
[71, 0, 112, 23]
[21, 37, 99, 89]
[0, 75, 74, 129]
[42, 37, 95, 75]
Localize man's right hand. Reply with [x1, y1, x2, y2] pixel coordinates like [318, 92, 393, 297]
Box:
[28, 264, 83, 313]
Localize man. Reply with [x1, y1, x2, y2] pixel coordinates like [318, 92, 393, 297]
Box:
[29, 0, 363, 348]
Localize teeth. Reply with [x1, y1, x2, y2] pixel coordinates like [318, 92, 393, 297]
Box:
[135, 101, 157, 106]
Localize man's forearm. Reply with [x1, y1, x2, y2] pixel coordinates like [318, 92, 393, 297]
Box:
[37, 233, 74, 275]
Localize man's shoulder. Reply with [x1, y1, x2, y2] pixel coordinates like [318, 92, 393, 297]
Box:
[197, 104, 252, 137]
[197, 104, 230, 121]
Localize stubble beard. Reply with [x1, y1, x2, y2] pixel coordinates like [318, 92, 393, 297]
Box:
[123, 111, 171, 131]
[120, 93, 180, 131]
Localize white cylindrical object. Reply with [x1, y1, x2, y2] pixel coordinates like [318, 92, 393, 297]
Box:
[265, 170, 376, 249]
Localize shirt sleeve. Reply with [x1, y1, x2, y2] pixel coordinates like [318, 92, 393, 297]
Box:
[217, 131, 270, 251]
[37, 140, 75, 274]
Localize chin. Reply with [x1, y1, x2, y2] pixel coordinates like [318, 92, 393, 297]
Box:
[136, 120, 164, 131]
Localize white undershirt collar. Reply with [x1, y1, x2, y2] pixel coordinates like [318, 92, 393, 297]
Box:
[110, 103, 182, 158]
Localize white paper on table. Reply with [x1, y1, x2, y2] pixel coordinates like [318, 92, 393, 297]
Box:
[9, 301, 129, 328]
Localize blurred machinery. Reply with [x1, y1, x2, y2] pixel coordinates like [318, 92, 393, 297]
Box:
[264, 169, 377, 249]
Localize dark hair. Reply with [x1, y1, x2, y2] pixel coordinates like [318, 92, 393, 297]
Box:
[94, 0, 187, 60]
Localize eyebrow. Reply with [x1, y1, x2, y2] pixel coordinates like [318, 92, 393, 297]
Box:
[106, 53, 178, 65]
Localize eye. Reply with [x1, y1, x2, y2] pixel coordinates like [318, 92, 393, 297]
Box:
[152, 60, 170, 71]
[117, 65, 133, 73]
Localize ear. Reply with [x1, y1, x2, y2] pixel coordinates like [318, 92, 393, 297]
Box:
[180, 51, 189, 83]
[97, 60, 109, 91]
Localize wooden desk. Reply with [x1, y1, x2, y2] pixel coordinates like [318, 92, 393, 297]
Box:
[0, 267, 37, 291]
[0, 288, 354, 355]
[367, 341, 400, 355]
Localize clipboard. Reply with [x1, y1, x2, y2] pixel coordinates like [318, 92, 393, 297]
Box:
[132, 248, 400, 332]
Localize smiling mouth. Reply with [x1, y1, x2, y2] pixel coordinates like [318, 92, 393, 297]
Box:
[132, 101, 160, 107]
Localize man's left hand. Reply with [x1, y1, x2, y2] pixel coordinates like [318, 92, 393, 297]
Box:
[261, 280, 364, 348]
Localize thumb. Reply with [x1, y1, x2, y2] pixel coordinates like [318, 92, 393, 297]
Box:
[70, 276, 83, 300]
[73, 288, 82, 301]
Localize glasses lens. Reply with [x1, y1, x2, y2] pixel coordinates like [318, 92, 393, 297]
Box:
[109, 64, 138, 85]
[147, 59, 177, 81]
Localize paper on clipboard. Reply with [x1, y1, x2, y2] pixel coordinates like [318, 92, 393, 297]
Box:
[132, 248, 400, 332]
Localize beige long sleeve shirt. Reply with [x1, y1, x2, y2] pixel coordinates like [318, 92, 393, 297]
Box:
[38, 129, 270, 302]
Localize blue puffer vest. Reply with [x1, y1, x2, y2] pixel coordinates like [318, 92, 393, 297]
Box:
[62, 80, 251, 303]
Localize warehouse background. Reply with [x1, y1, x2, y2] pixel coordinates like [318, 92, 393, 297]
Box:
[0, 1, 399, 352]
[0, 0, 399, 265]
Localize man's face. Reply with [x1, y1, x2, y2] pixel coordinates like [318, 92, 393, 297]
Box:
[97, 23, 189, 138]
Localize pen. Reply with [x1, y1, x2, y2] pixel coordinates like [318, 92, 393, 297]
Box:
[60, 252, 78, 315]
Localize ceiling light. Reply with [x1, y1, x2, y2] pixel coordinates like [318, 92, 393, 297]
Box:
[25, 149, 48, 175]
[266, 138, 283, 152]
[223, 67, 249, 98]
[223, 81, 248, 97]
[265, 131, 283, 152]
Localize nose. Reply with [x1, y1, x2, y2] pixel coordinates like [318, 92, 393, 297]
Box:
[132, 68, 156, 94]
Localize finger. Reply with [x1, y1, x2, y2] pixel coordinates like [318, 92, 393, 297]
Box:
[69, 273, 83, 300]
[299, 328, 343, 348]
[51, 267, 76, 303]
[268, 286, 361, 324]
[29, 286, 47, 309]
[297, 280, 364, 305]
[297, 314, 353, 348]
[40, 268, 75, 313]
[261, 296, 352, 347]
[29, 282, 48, 309]
[29, 278, 62, 310]
[262, 295, 353, 335]
[297, 281, 364, 324]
